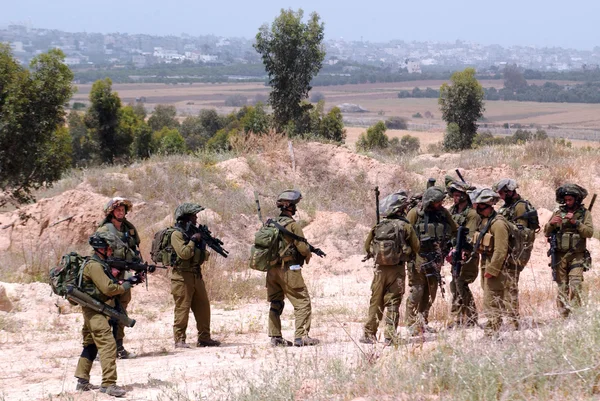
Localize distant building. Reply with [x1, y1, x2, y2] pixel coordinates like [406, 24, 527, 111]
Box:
[64, 57, 81, 66]
[405, 59, 422, 74]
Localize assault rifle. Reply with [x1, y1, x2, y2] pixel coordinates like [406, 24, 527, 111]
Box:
[195, 224, 229, 258]
[451, 226, 469, 280]
[427, 178, 436, 188]
[455, 169, 467, 184]
[420, 237, 445, 299]
[268, 219, 326, 258]
[66, 285, 136, 328]
[108, 258, 166, 274]
[375, 186, 381, 224]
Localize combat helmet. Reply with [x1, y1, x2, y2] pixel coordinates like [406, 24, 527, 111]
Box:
[492, 179, 518, 193]
[446, 176, 475, 196]
[556, 183, 588, 204]
[89, 231, 125, 251]
[422, 186, 446, 210]
[380, 191, 409, 217]
[174, 202, 205, 221]
[276, 189, 302, 209]
[104, 197, 133, 216]
[469, 188, 500, 206]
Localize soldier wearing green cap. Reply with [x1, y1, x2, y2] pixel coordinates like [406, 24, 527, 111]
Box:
[446, 177, 481, 328]
[170, 202, 221, 348]
[405, 186, 458, 335]
[544, 184, 594, 317]
[360, 191, 420, 345]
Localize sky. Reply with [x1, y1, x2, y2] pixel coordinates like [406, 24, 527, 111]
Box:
[3, 0, 599, 50]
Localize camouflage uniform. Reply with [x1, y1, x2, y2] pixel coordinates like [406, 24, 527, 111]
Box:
[471, 188, 509, 336]
[96, 197, 140, 357]
[169, 203, 216, 346]
[74, 233, 130, 396]
[362, 193, 420, 343]
[544, 184, 594, 317]
[448, 203, 481, 326]
[405, 187, 458, 332]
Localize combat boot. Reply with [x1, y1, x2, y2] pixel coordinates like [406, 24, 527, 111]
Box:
[359, 334, 376, 344]
[270, 336, 293, 347]
[294, 336, 320, 347]
[197, 338, 221, 347]
[76, 379, 99, 391]
[174, 342, 191, 349]
[100, 384, 127, 397]
[116, 340, 137, 359]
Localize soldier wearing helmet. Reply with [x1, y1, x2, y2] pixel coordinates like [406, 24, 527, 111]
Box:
[544, 184, 594, 317]
[74, 232, 134, 397]
[360, 191, 420, 345]
[170, 202, 220, 348]
[493, 179, 537, 330]
[267, 190, 320, 347]
[96, 197, 140, 359]
[446, 176, 481, 329]
[470, 188, 509, 337]
[405, 186, 458, 335]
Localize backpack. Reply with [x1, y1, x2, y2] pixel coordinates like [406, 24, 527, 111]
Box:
[513, 200, 541, 231]
[476, 215, 532, 270]
[49, 252, 88, 304]
[150, 227, 178, 266]
[249, 218, 297, 272]
[371, 218, 409, 265]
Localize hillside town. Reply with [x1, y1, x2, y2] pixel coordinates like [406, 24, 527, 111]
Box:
[3, 22, 600, 72]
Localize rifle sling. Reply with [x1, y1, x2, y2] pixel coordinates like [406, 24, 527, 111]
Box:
[269, 219, 310, 245]
[474, 211, 496, 251]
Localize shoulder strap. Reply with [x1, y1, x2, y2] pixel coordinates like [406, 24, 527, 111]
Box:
[269, 219, 308, 244]
[474, 211, 497, 250]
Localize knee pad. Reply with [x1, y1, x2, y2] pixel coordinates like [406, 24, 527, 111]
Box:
[80, 344, 98, 361]
[270, 300, 285, 316]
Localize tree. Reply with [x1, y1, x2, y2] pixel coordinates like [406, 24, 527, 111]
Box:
[503, 64, 528, 92]
[385, 116, 408, 129]
[85, 78, 127, 163]
[240, 103, 271, 135]
[356, 121, 388, 151]
[198, 109, 225, 136]
[318, 106, 346, 143]
[0, 45, 74, 206]
[68, 111, 96, 166]
[439, 68, 485, 150]
[180, 116, 210, 151]
[148, 104, 179, 132]
[153, 127, 186, 155]
[254, 8, 325, 131]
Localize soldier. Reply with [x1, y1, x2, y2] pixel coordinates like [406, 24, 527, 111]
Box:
[170, 203, 221, 348]
[446, 177, 481, 328]
[267, 190, 320, 347]
[470, 188, 509, 337]
[97, 197, 140, 359]
[405, 186, 458, 335]
[74, 232, 136, 397]
[493, 179, 537, 329]
[544, 184, 594, 317]
[360, 192, 420, 345]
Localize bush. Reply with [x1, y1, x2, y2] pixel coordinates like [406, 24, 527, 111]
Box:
[389, 134, 420, 155]
[356, 121, 388, 151]
[385, 116, 408, 130]
[412, 112, 423, 118]
[443, 122, 466, 151]
[224, 94, 248, 107]
[310, 91, 325, 103]
[72, 102, 86, 110]
[153, 127, 187, 155]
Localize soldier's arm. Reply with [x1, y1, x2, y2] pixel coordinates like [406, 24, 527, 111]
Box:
[406, 207, 418, 225]
[406, 225, 420, 255]
[444, 208, 459, 236]
[287, 221, 312, 261]
[364, 228, 375, 255]
[171, 230, 195, 260]
[578, 210, 595, 238]
[544, 211, 560, 236]
[465, 209, 482, 235]
[514, 202, 529, 227]
[86, 263, 129, 296]
[487, 220, 509, 277]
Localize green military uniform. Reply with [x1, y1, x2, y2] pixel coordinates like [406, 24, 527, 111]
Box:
[474, 212, 510, 336]
[497, 195, 534, 328]
[170, 226, 212, 343]
[74, 255, 131, 387]
[363, 215, 420, 341]
[544, 204, 594, 317]
[96, 219, 140, 343]
[405, 188, 458, 332]
[267, 214, 314, 339]
[448, 205, 481, 326]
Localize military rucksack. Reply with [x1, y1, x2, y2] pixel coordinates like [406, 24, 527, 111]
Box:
[150, 227, 178, 266]
[512, 200, 541, 231]
[475, 215, 532, 270]
[249, 218, 296, 272]
[371, 218, 410, 265]
[49, 252, 88, 304]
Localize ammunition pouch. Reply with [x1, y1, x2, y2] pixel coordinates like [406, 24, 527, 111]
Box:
[556, 232, 586, 253]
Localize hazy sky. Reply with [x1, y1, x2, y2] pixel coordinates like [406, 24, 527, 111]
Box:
[3, 0, 598, 50]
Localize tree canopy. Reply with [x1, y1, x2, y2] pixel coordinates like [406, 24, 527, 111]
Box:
[254, 8, 325, 132]
[0, 45, 74, 206]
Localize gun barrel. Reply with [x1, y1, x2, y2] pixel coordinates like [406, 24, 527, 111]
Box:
[66, 286, 136, 327]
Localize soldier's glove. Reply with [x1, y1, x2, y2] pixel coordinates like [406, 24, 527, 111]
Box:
[126, 275, 143, 286]
[190, 233, 203, 244]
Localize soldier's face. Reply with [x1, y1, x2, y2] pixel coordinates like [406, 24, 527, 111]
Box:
[189, 214, 198, 225]
[431, 201, 443, 210]
[113, 205, 126, 221]
[564, 195, 576, 209]
[452, 192, 463, 204]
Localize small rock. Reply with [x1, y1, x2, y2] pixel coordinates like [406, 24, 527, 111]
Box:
[0, 285, 13, 312]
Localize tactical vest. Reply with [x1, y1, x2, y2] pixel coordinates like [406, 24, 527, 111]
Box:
[275, 216, 301, 264]
[414, 210, 451, 252]
[102, 221, 140, 261]
[554, 207, 588, 253]
[450, 205, 470, 227]
[80, 255, 117, 303]
[171, 225, 205, 273]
